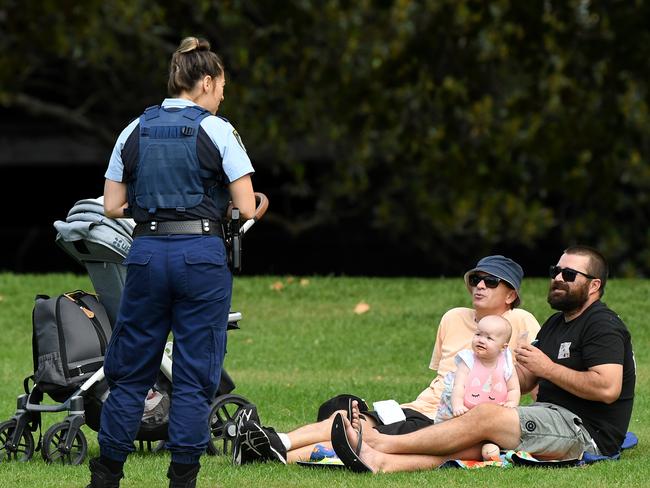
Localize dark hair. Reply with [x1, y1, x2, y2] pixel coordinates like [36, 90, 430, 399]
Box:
[167, 37, 224, 97]
[316, 394, 369, 422]
[564, 245, 609, 297]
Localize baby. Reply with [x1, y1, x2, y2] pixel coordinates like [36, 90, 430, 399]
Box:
[436, 315, 520, 461]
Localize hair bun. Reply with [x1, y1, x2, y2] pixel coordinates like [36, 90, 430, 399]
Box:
[176, 36, 211, 54]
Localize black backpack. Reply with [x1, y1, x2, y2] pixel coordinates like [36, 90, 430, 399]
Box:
[31, 290, 112, 400]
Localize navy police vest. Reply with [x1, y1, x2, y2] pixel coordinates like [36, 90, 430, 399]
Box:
[129, 105, 222, 222]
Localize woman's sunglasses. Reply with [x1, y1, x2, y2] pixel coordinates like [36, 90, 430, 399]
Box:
[468, 273, 502, 288]
[549, 265, 595, 282]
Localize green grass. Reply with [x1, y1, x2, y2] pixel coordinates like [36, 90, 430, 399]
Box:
[0, 273, 647, 487]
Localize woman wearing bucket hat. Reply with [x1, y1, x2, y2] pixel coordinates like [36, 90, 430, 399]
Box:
[231, 255, 540, 465]
[400, 254, 537, 420]
[463, 255, 523, 309]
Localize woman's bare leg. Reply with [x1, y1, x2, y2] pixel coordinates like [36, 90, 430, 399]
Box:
[285, 407, 377, 463]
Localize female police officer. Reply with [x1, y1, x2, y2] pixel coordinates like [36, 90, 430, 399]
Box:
[87, 37, 255, 488]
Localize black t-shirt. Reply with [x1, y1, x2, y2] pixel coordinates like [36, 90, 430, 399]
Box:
[537, 301, 636, 456]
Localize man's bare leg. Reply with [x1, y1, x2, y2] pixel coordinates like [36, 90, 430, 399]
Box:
[361, 403, 521, 455]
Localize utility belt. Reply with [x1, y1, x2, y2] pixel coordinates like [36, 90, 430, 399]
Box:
[132, 219, 223, 238]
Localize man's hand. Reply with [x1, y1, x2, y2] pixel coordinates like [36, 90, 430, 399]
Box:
[515, 344, 556, 379]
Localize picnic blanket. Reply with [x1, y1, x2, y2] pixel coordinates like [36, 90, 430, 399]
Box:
[441, 432, 638, 469]
[299, 432, 638, 470]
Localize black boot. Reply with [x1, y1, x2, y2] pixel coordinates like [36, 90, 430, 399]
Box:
[167, 463, 200, 488]
[86, 457, 123, 488]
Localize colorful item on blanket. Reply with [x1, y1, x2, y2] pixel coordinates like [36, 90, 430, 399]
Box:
[441, 451, 581, 469]
[310, 443, 338, 461]
[301, 456, 345, 466]
[296, 444, 344, 468]
[441, 457, 511, 469]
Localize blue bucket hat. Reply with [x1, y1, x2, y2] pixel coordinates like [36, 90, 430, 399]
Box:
[463, 255, 523, 294]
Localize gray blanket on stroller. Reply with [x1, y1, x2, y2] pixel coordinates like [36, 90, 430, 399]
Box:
[54, 197, 134, 260]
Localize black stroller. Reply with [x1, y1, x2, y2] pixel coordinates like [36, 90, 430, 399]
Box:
[0, 193, 268, 465]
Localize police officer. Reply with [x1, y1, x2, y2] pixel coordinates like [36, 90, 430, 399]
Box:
[87, 37, 256, 488]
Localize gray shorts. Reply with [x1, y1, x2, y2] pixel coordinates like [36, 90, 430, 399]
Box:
[516, 402, 600, 460]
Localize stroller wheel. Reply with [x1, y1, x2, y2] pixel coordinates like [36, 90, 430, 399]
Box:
[206, 394, 250, 456]
[0, 419, 35, 462]
[42, 422, 88, 465]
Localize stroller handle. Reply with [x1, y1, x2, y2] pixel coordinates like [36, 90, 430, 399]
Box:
[253, 192, 269, 221]
[241, 192, 269, 234]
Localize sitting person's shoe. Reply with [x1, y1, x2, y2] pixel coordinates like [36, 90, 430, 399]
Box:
[232, 404, 262, 465]
[234, 404, 261, 433]
[233, 420, 287, 465]
[86, 457, 124, 488]
[232, 418, 262, 466]
[167, 463, 200, 488]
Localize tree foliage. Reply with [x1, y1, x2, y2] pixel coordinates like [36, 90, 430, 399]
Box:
[2, 0, 649, 275]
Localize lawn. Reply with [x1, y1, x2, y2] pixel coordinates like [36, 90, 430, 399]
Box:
[0, 273, 647, 487]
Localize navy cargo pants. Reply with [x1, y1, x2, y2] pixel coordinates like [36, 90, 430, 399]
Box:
[98, 234, 232, 464]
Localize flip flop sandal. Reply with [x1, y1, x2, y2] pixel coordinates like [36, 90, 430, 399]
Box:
[331, 413, 372, 473]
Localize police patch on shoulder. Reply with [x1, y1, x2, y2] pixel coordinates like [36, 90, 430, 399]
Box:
[232, 129, 247, 152]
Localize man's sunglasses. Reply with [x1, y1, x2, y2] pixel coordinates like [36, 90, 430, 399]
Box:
[468, 273, 502, 288]
[549, 265, 595, 282]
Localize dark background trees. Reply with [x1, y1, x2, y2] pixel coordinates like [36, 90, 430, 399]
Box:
[2, 0, 649, 277]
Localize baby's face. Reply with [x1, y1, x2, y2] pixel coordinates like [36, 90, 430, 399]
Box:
[472, 317, 508, 360]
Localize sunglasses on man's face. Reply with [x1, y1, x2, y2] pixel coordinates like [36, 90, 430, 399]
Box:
[468, 273, 502, 288]
[549, 265, 595, 282]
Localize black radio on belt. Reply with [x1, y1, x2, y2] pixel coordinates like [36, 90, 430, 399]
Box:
[226, 208, 242, 273]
